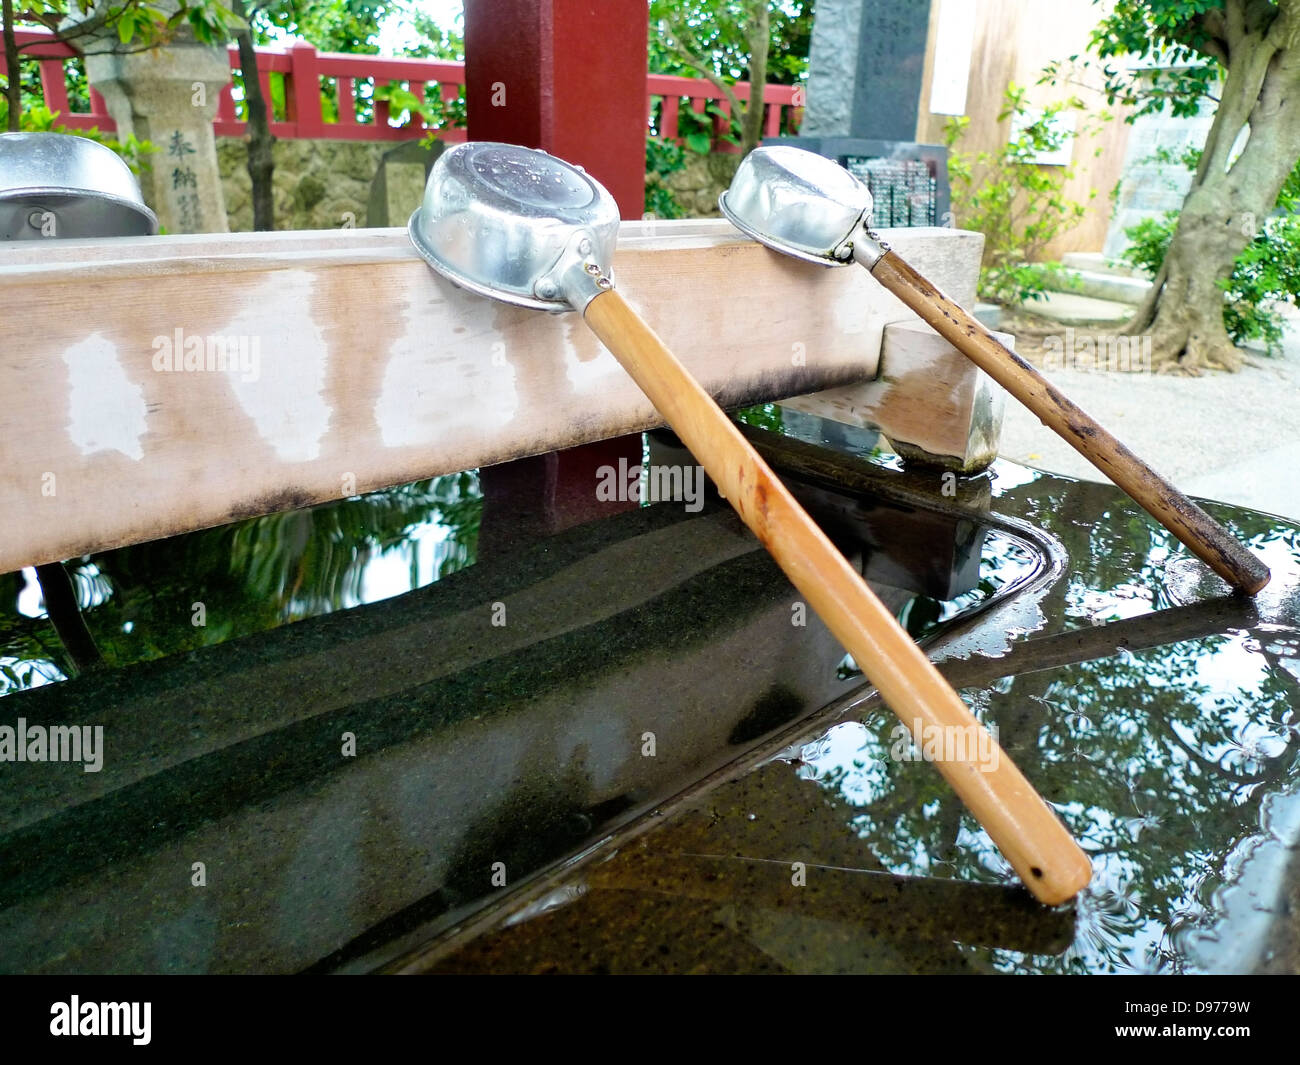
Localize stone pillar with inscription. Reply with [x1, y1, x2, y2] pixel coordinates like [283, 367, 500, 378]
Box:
[74, 13, 231, 233]
[803, 0, 933, 140]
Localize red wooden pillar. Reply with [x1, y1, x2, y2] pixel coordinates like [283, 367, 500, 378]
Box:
[464, 0, 646, 218]
[466, 2, 646, 549]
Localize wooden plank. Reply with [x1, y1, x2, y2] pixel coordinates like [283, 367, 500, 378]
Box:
[0, 221, 984, 571]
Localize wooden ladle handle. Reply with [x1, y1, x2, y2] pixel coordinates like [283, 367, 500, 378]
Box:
[583, 288, 1092, 905]
[869, 250, 1270, 596]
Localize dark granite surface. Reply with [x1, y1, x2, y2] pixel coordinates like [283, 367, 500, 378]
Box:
[2, 416, 1299, 974]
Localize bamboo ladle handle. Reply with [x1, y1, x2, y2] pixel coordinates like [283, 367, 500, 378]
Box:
[868, 250, 1270, 596]
[583, 288, 1092, 905]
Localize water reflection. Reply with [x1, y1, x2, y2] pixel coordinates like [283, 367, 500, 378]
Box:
[793, 470, 1300, 974]
[0, 429, 1050, 974]
[0, 473, 482, 696]
[4, 424, 1300, 974]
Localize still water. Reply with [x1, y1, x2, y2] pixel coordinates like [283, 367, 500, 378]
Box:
[2, 419, 1300, 973]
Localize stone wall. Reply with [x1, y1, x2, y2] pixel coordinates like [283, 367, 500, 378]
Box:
[1102, 89, 1216, 260]
[659, 152, 742, 218]
[218, 137, 740, 229]
[216, 138, 394, 231]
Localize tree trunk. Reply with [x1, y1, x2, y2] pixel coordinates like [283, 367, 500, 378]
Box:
[3, 0, 21, 131]
[231, 1, 275, 231]
[1127, 26, 1300, 373]
[740, 5, 771, 156]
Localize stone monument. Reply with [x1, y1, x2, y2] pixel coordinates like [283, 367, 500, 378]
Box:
[70, 4, 231, 233]
[802, 0, 934, 141]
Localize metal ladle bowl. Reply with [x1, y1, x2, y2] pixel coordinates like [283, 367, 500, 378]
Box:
[719, 144, 873, 266]
[0, 132, 158, 240]
[408, 141, 620, 312]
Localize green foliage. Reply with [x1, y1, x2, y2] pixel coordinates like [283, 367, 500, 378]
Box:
[365, 3, 466, 142]
[244, 1, 463, 138]
[648, 1, 810, 152]
[1068, 0, 1224, 120]
[945, 84, 1107, 304]
[648, 0, 812, 85]
[1120, 151, 1300, 354]
[676, 101, 738, 153]
[645, 134, 687, 219]
[253, 0, 395, 52]
[30, 0, 241, 49]
[984, 261, 1082, 306]
[0, 56, 45, 123]
[2, 2, 238, 131]
[373, 79, 465, 141]
[1119, 213, 1174, 278]
[398, 5, 464, 60]
[1223, 221, 1300, 353]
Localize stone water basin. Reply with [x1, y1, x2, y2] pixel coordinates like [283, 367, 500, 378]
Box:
[2, 413, 1299, 974]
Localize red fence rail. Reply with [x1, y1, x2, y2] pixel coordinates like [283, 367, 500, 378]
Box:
[4, 29, 801, 148]
[3, 30, 113, 132]
[213, 39, 469, 141]
[647, 73, 799, 150]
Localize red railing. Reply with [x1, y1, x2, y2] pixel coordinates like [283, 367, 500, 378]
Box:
[213, 40, 468, 141]
[648, 73, 799, 151]
[4, 29, 113, 132]
[4, 29, 801, 147]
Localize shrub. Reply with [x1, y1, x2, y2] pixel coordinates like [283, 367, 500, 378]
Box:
[645, 134, 688, 220]
[945, 84, 1106, 304]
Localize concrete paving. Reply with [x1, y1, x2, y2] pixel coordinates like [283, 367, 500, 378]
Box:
[997, 314, 1300, 521]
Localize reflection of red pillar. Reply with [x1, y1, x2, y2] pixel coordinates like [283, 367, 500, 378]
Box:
[478, 435, 644, 558]
[464, 0, 647, 218]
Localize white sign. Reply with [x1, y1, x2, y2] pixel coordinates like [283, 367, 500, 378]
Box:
[929, 0, 977, 116]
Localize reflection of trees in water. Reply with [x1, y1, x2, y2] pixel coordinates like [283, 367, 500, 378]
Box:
[802, 475, 1300, 974]
[0, 473, 483, 695]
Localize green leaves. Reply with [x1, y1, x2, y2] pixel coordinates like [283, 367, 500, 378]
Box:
[645, 134, 687, 219]
[373, 79, 465, 134]
[1081, 0, 1229, 119]
[1120, 213, 1178, 277]
[674, 102, 736, 154]
[2, 2, 240, 58]
[252, 0, 397, 53]
[649, 0, 811, 86]
[1220, 212, 1300, 353]
[116, 7, 137, 43]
